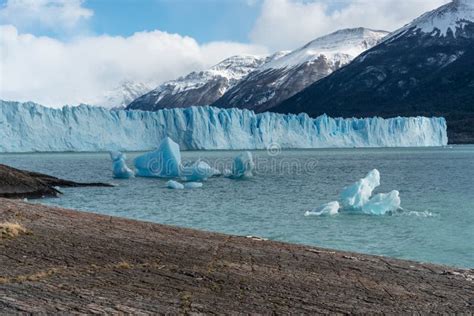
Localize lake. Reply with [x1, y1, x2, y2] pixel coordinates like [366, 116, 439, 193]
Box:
[1, 146, 473, 268]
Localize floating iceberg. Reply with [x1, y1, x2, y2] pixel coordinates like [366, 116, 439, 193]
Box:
[361, 191, 401, 215]
[184, 182, 203, 189]
[228, 152, 255, 179]
[310, 169, 401, 216]
[109, 151, 134, 179]
[0, 101, 448, 153]
[181, 160, 219, 182]
[340, 169, 380, 209]
[305, 201, 340, 216]
[134, 137, 181, 178]
[166, 180, 184, 190]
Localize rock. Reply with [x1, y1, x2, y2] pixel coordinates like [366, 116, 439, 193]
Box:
[0, 164, 113, 199]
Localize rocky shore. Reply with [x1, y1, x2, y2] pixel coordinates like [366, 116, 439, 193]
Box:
[0, 199, 473, 314]
[0, 164, 112, 199]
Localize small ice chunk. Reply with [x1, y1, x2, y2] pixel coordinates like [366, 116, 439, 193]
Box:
[229, 151, 255, 179]
[166, 180, 184, 190]
[361, 190, 401, 215]
[184, 182, 203, 189]
[134, 137, 181, 178]
[181, 160, 219, 182]
[340, 169, 380, 209]
[223, 169, 232, 177]
[110, 151, 134, 179]
[305, 201, 340, 216]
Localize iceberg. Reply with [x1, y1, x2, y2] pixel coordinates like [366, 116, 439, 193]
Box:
[181, 160, 219, 182]
[305, 201, 340, 216]
[166, 180, 184, 190]
[109, 151, 134, 179]
[361, 191, 401, 215]
[0, 100, 448, 153]
[184, 182, 203, 189]
[228, 152, 255, 179]
[134, 137, 181, 178]
[310, 169, 402, 216]
[340, 169, 380, 209]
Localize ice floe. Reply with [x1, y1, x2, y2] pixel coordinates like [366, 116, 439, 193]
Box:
[134, 137, 182, 178]
[184, 182, 203, 189]
[228, 151, 255, 179]
[340, 169, 380, 209]
[309, 169, 401, 216]
[110, 151, 135, 179]
[166, 180, 184, 190]
[305, 201, 340, 216]
[181, 160, 219, 182]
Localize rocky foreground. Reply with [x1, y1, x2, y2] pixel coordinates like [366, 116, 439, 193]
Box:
[0, 164, 112, 199]
[0, 199, 473, 314]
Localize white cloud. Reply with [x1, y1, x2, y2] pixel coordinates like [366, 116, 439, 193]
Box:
[250, 0, 451, 51]
[0, 25, 267, 107]
[0, 0, 93, 34]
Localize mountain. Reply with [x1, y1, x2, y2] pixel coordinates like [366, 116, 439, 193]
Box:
[98, 81, 152, 109]
[126, 55, 270, 111]
[212, 28, 389, 112]
[0, 100, 447, 152]
[274, 0, 474, 144]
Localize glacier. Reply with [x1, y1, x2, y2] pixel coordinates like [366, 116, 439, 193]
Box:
[0, 100, 448, 152]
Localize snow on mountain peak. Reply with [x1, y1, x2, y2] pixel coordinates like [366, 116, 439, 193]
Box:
[262, 28, 389, 70]
[98, 81, 153, 109]
[389, 0, 474, 39]
[205, 54, 268, 81]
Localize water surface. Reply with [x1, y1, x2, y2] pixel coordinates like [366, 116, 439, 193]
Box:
[1, 146, 473, 268]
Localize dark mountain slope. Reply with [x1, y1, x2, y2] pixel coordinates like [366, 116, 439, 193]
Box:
[275, 0, 474, 143]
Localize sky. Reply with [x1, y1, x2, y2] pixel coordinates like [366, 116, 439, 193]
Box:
[0, 0, 450, 107]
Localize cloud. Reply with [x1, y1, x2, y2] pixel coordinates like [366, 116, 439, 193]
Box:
[0, 0, 93, 34]
[0, 25, 268, 107]
[250, 0, 451, 51]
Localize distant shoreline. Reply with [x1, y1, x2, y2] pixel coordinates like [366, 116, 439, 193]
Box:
[1, 198, 472, 313]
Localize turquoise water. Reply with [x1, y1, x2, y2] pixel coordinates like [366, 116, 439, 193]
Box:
[1, 146, 473, 268]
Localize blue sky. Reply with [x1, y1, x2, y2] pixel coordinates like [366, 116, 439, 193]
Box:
[87, 0, 263, 43]
[0, 0, 350, 43]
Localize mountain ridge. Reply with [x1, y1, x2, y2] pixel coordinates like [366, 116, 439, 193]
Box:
[211, 27, 388, 112]
[274, 0, 474, 143]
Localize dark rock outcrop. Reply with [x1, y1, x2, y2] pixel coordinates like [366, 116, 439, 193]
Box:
[0, 164, 112, 199]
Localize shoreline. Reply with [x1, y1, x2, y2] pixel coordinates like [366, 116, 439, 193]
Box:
[1, 198, 473, 313]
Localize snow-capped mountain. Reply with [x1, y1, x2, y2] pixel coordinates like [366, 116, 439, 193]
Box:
[274, 0, 474, 144]
[126, 55, 270, 111]
[212, 28, 388, 112]
[99, 81, 153, 109]
[387, 0, 474, 39]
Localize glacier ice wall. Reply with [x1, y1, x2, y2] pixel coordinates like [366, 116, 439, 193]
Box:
[0, 100, 448, 152]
